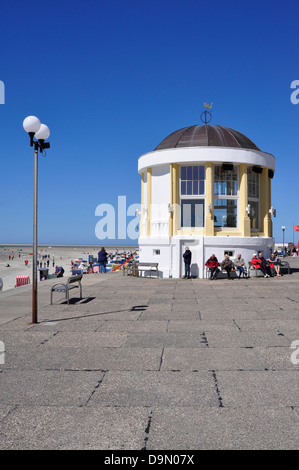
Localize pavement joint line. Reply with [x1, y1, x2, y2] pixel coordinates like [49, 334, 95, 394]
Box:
[158, 347, 165, 371]
[233, 319, 242, 331]
[200, 332, 209, 347]
[211, 370, 224, 408]
[141, 409, 153, 451]
[84, 371, 107, 406]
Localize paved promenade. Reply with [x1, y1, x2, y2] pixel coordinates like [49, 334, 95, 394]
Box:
[0, 259, 299, 450]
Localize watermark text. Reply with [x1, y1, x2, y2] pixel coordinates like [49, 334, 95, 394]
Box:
[0, 340, 5, 364]
[0, 81, 4, 104]
[290, 340, 299, 365]
[290, 80, 299, 104]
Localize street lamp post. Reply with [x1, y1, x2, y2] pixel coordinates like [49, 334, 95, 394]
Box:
[23, 116, 50, 324]
[282, 226, 286, 257]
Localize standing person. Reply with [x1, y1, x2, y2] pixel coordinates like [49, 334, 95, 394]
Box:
[205, 254, 220, 280]
[98, 247, 108, 273]
[183, 247, 192, 279]
[221, 254, 235, 280]
[234, 253, 247, 278]
[292, 245, 297, 257]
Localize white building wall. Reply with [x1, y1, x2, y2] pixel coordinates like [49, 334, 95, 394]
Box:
[151, 165, 171, 238]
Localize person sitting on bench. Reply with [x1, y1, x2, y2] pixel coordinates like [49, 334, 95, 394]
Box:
[251, 253, 271, 277]
[234, 253, 247, 278]
[221, 254, 235, 280]
[205, 254, 220, 280]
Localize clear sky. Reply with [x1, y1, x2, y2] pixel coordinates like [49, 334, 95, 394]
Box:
[0, 0, 298, 246]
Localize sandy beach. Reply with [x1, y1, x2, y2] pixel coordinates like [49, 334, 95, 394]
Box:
[0, 245, 138, 292]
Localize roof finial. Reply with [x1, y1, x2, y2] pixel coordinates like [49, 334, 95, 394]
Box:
[201, 102, 213, 125]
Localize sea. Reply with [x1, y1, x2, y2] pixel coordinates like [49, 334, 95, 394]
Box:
[0, 244, 138, 258]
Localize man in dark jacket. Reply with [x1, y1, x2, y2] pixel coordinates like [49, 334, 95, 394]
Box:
[98, 247, 108, 273]
[183, 247, 192, 279]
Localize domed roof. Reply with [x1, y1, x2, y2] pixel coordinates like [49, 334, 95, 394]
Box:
[154, 124, 260, 151]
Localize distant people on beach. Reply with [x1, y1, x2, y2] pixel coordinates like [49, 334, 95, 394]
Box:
[55, 266, 64, 277]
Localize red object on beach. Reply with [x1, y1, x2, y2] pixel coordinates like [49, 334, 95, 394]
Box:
[15, 275, 30, 287]
[112, 255, 134, 271]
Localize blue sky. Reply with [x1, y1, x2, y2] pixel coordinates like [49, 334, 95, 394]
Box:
[0, 0, 298, 245]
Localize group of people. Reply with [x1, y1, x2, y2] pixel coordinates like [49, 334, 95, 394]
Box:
[205, 252, 281, 279]
[183, 247, 282, 280]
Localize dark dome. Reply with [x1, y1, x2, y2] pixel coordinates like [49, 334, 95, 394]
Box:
[154, 124, 260, 151]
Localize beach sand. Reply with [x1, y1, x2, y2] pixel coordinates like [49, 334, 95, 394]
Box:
[0, 245, 137, 292]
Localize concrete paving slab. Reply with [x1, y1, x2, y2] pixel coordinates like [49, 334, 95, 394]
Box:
[97, 320, 169, 333]
[0, 369, 104, 406]
[161, 347, 265, 371]
[122, 331, 207, 348]
[89, 371, 219, 408]
[216, 370, 299, 407]
[147, 406, 299, 450]
[255, 346, 299, 370]
[62, 347, 163, 371]
[0, 406, 149, 450]
[43, 331, 128, 348]
[139, 310, 200, 321]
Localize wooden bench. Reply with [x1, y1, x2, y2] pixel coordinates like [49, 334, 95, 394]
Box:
[50, 274, 83, 305]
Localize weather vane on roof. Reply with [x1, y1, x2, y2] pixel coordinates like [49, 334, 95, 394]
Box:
[201, 102, 213, 124]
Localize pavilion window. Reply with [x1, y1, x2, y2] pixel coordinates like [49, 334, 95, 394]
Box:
[248, 168, 260, 230]
[180, 165, 205, 227]
[214, 165, 238, 228]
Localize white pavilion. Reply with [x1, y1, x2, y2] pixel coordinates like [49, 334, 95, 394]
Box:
[137, 115, 275, 278]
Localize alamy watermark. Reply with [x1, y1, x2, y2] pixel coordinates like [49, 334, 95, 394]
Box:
[290, 340, 299, 365]
[290, 80, 299, 104]
[95, 196, 206, 241]
[95, 196, 140, 240]
[0, 340, 5, 364]
[0, 81, 4, 104]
